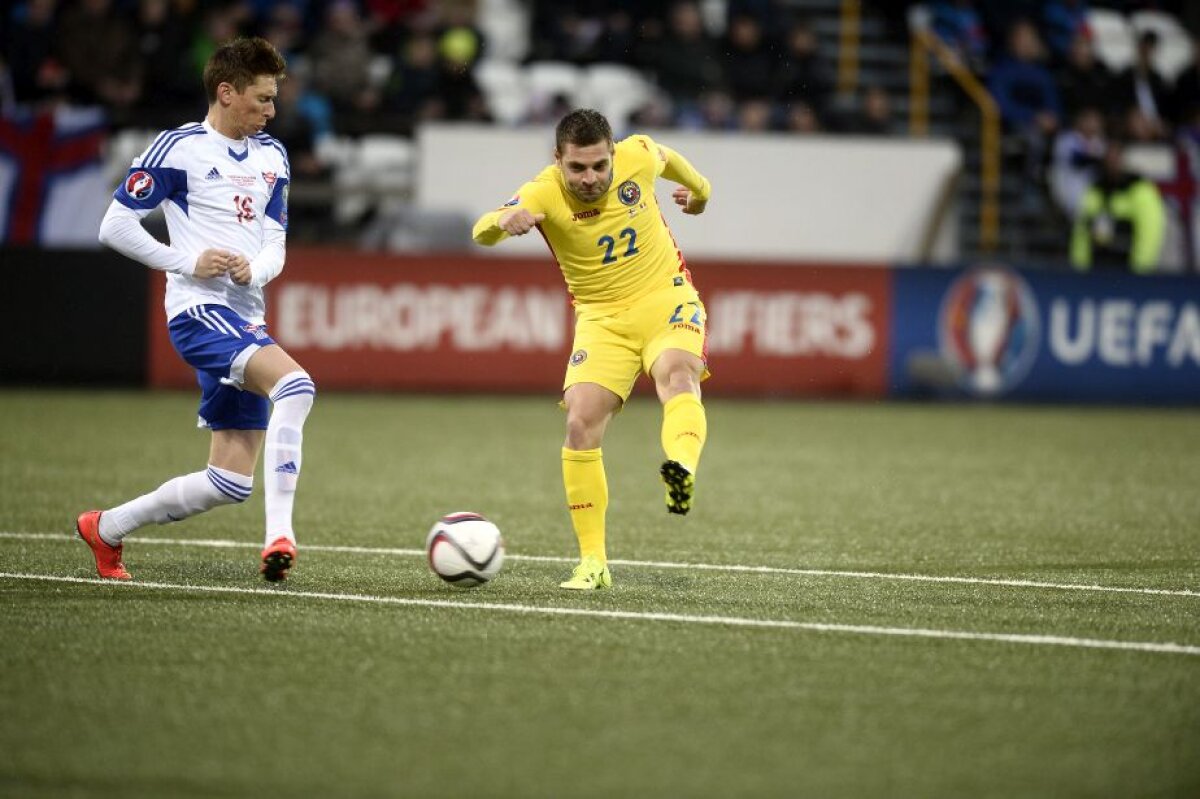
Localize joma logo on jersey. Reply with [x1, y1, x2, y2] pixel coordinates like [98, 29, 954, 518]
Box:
[262, 171, 277, 188]
[572, 209, 600, 221]
[617, 180, 641, 206]
[125, 171, 155, 200]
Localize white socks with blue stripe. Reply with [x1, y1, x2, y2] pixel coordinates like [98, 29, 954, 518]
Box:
[264, 371, 316, 546]
[98, 464, 253, 545]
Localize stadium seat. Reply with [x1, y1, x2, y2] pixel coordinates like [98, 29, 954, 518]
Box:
[478, 0, 531, 62]
[105, 129, 156, 184]
[474, 59, 529, 126]
[525, 61, 585, 110]
[1087, 9, 1136, 73]
[1129, 10, 1195, 83]
[329, 134, 415, 224]
[579, 64, 659, 130]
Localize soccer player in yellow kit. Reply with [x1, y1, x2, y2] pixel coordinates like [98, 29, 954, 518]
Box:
[473, 109, 711, 590]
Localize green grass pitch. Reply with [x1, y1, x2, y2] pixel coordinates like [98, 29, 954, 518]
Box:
[1, 389, 1198, 798]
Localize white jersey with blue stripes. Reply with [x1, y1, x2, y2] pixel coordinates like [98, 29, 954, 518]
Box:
[114, 119, 290, 324]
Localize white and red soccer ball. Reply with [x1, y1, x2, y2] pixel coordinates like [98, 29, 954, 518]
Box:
[426, 512, 504, 587]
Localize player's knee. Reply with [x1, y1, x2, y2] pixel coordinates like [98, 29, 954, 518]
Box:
[270, 371, 316, 416]
[564, 412, 604, 450]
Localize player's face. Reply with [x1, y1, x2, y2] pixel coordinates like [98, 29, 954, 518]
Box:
[225, 75, 278, 138]
[556, 141, 615, 204]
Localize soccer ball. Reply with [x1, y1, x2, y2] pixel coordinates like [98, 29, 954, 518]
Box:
[426, 512, 505, 587]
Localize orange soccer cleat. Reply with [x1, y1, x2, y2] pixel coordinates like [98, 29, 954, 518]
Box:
[260, 536, 296, 583]
[75, 511, 131, 580]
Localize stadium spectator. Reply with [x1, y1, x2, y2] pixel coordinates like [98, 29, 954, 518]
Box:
[642, 1, 723, 113]
[1040, 0, 1090, 65]
[723, 13, 773, 103]
[1056, 32, 1117, 120]
[310, 0, 380, 131]
[736, 97, 774, 132]
[6, 0, 69, 106]
[931, 0, 989, 73]
[1049, 105, 1106, 219]
[1112, 30, 1172, 142]
[82, 37, 315, 583]
[259, 2, 308, 63]
[1167, 33, 1200, 128]
[471, 109, 712, 590]
[771, 19, 832, 123]
[676, 89, 736, 131]
[1071, 138, 1166, 272]
[844, 85, 899, 136]
[55, 0, 143, 111]
[364, 0, 430, 54]
[988, 18, 1061, 184]
[130, 0, 202, 129]
[782, 100, 822, 133]
[383, 31, 441, 125]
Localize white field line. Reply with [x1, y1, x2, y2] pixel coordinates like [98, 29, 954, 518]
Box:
[3, 531, 1198, 598]
[1, 571, 1197, 657]
[8, 530, 1200, 599]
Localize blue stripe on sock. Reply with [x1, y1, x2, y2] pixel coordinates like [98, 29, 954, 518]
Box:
[271, 386, 316, 402]
[270, 378, 316, 402]
[206, 469, 251, 501]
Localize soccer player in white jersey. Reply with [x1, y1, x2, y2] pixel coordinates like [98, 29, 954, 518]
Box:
[77, 37, 314, 582]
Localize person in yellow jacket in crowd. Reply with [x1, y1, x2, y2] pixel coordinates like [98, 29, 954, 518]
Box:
[1071, 138, 1166, 273]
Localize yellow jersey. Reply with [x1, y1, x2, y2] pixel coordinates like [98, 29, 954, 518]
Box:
[472, 134, 711, 307]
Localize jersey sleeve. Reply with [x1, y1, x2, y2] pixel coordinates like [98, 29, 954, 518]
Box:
[658, 140, 711, 203]
[472, 180, 546, 246]
[264, 141, 290, 230]
[112, 130, 190, 212]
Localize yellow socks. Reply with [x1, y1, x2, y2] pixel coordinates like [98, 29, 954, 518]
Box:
[661, 392, 707, 472]
[562, 447, 608, 563]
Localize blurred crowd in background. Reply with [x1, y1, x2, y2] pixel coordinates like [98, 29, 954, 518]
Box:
[1, 0, 1198, 267]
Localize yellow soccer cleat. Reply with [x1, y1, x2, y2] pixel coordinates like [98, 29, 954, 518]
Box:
[559, 556, 613, 590]
[660, 460, 695, 515]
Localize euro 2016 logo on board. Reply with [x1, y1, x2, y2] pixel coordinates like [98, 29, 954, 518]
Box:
[938, 267, 1040, 396]
[125, 171, 155, 200]
[617, 180, 641, 206]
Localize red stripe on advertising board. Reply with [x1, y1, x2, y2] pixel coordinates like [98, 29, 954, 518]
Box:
[147, 249, 890, 397]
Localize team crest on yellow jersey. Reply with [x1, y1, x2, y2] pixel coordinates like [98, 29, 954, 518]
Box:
[617, 180, 641, 206]
[570, 349, 588, 365]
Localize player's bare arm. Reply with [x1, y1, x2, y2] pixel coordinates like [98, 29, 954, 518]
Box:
[194, 248, 234, 278]
[498, 208, 545, 236]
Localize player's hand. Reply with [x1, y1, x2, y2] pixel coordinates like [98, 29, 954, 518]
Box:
[194, 249, 233, 279]
[498, 209, 545, 236]
[228, 254, 253, 286]
[673, 187, 707, 215]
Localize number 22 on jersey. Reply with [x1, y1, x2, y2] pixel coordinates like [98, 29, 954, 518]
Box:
[597, 227, 639, 264]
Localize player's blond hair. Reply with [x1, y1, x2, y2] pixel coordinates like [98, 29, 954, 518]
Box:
[555, 109, 613, 153]
[203, 37, 286, 103]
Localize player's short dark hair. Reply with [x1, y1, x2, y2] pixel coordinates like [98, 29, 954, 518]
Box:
[555, 109, 613, 153]
[203, 37, 286, 103]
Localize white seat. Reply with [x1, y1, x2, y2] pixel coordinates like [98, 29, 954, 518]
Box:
[580, 63, 658, 129]
[104, 129, 156, 183]
[478, 0, 530, 62]
[1130, 10, 1195, 83]
[474, 59, 529, 125]
[1087, 9, 1136, 73]
[525, 61, 585, 108]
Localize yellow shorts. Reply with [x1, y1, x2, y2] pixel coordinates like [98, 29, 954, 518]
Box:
[562, 283, 711, 402]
